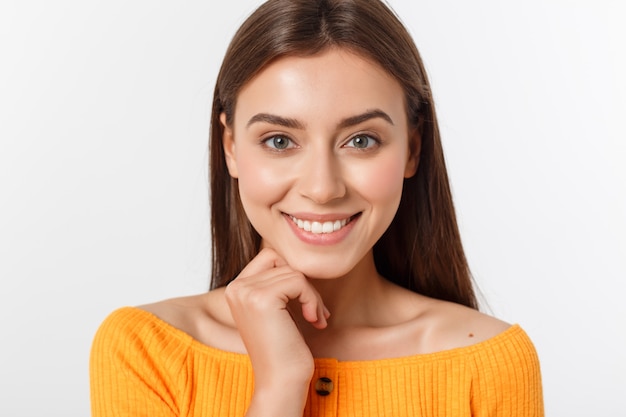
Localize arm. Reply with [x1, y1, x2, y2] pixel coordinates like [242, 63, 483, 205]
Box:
[225, 248, 330, 417]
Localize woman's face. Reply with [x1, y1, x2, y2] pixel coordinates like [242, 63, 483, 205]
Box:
[222, 48, 418, 279]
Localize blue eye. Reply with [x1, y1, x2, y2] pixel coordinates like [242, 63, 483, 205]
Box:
[346, 134, 377, 149]
[264, 135, 293, 150]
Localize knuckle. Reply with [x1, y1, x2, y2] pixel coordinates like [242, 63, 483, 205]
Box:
[225, 278, 241, 294]
[247, 289, 272, 309]
[223, 282, 238, 303]
[225, 278, 249, 301]
[226, 280, 274, 310]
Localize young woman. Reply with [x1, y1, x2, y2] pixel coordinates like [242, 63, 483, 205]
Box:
[90, 1, 543, 416]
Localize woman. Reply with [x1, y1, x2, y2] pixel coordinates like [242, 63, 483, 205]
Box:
[90, 0, 544, 416]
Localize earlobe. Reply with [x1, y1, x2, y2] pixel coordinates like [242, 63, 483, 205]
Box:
[404, 130, 421, 178]
[221, 113, 239, 179]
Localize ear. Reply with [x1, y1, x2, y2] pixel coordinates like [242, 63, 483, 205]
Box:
[221, 112, 239, 179]
[404, 129, 421, 178]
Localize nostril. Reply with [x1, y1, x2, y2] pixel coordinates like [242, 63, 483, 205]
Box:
[298, 174, 346, 203]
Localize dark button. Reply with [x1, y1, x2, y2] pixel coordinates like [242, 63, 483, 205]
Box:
[315, 377, 334, 396]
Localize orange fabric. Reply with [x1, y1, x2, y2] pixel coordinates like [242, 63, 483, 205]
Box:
[90, 307, 543, 416]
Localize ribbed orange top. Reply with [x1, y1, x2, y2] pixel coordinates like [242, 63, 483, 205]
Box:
[90, 307, 543, 416]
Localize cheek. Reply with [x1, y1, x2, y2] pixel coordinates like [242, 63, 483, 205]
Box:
[348, 155, 407, 207]
[236, 154, 290, 212]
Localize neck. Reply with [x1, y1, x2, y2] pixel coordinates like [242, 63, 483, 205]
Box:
[298, 252, 396, 329]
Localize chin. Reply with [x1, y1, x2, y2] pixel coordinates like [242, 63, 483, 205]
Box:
[284, 256, 356, 280]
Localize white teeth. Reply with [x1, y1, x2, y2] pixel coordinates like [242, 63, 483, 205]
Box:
[322, 222, 334, 233]
[311, 222, 323, 233]
[290, 216, 351, 234]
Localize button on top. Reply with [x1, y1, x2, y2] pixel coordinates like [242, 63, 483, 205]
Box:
[315, 377, 334, 396]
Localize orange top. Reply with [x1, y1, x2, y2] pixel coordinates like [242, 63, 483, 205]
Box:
[90, 307, 543, 417]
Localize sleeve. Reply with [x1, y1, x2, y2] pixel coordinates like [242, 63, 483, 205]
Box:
[470, 326, 544, 417]
[89, 308, 189, 417]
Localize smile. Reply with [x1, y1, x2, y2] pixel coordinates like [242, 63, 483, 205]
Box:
[288, 215, 354, 234]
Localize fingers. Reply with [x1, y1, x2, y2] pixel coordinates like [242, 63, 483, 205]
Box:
[225, 248, 326, 391]
[226, 247, 329, 328]
[229, 265, 329, 328]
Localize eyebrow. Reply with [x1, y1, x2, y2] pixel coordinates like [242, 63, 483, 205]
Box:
[246, 109, 394, 130]
[246, 113, 304, 129]
[338, 109, 394, 129]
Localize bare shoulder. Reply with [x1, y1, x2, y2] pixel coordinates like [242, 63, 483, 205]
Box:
[138, 288, 245, 353]
[418, 296, 511, 352]
[139, 292, 211, 334]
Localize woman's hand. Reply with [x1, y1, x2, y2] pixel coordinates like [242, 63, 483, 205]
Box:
[224, 248, 329, 417]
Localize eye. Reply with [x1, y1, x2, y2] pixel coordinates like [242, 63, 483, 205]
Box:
[345, 134, 379, 149]
[263, 135, 295, 150]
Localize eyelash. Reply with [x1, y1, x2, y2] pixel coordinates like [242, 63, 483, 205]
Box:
[261, 135, 297, 151]
[344, 133, 381, 150]
[260, 132, 382, 152]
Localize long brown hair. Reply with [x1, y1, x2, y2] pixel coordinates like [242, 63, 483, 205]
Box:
[209, 0, 477, 309]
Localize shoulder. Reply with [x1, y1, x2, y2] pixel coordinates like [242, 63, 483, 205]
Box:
[138, 293, 214, 340]
[138, 289, 246, 353]
[92, 306, 170, 344]
[90, 291, 243, 388]
[91, 290, 235, 356]
[466, 322, 544, 414]
[90, 304, 205, 413]
[91, 305, 194, 363]
[418, 299, 544, 413]
[409, 296, 511, 353]
[90, 306, 192, 398]
[418, 296, 541, 370]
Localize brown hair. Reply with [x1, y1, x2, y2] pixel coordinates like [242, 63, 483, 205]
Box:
[209, 0, 477, 309]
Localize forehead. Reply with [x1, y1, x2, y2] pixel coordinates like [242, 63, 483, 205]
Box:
[233, 48, 407, 128]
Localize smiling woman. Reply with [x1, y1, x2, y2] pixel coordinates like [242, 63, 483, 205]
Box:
[89, 1, 544, 416]
[221, 50, 416, 279]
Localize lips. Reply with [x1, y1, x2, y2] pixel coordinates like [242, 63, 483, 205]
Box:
[287, 214, 358, 235]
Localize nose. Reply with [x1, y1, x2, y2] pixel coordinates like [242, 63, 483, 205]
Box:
[297, 147, 346, 204]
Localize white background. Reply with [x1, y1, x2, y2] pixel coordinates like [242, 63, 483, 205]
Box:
[1, 0, 624, 415]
